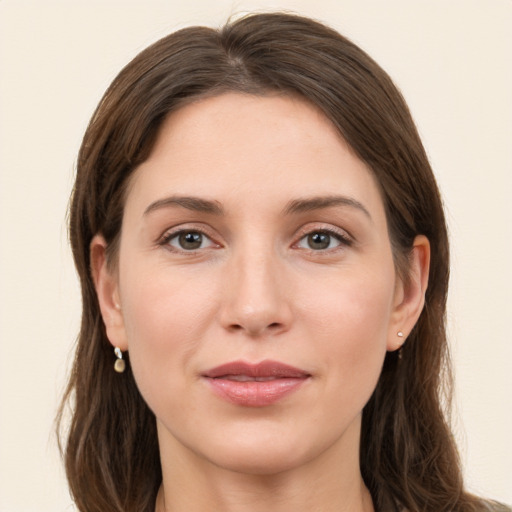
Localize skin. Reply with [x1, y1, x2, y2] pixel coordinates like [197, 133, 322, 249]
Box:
[92, 93, 430, 512]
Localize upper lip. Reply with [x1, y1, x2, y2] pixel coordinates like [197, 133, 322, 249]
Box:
[202, 360, 310, 379]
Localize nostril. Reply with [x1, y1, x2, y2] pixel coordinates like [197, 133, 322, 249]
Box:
[226, 322, 283, 335]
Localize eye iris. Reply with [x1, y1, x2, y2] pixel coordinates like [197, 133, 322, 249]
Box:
[308, 232, 330, 250]
[179, 232, 202, 250]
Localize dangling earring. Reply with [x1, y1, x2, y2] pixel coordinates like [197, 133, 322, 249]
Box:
[397, 331, 404, 360]
[114, 347, 126, 373]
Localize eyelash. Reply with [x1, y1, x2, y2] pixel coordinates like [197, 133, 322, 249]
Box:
[158, 226, 353, 254]
[294, 228, 353, 253]
[158, 227, 218, 253]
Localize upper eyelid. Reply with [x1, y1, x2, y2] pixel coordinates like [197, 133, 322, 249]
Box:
[158, 223, 217, 243]
[294, 230, 351, 248]
[163, 229, 213, 242]
[293, 223, 353, 241]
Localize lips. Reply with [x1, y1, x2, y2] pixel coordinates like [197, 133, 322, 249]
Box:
[202, 360, 310, 407]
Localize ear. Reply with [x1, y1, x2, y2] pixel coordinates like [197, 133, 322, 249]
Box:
[387, 235, 430, 351]
[90, 235, 128, 351]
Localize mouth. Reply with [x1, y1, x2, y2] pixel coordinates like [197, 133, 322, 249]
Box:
[202, 360, 311, 407]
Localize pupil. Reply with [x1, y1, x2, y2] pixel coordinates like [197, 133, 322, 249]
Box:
[308, 232, 330, 250]
[179, 232, 202, 249]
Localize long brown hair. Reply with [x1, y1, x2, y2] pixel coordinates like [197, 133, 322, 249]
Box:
[58, 12, 502, 512]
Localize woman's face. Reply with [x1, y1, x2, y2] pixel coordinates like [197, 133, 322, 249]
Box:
[96, 93, 421, 475]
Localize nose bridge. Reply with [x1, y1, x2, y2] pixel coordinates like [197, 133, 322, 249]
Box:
[221, 235, 290, 336]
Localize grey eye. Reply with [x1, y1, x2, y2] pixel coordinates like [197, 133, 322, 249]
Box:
[307, 232, 331, 250]
[179, 232, 203, 250]
[167, 231, 214, 251]
[296, 231, 345, 251]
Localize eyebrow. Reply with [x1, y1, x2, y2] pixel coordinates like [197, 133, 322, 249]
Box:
[144, 196, 224, 216]
[143, 194, 371, 219]
[282, 195, 372, 219]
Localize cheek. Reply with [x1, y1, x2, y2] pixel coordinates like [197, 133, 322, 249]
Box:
[303, 263, 395, 342]
[298, 264, 395, 397]
[119, 266, 219, 406]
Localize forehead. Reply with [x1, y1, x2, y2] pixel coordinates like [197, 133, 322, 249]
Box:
[125, 93, 385, 221]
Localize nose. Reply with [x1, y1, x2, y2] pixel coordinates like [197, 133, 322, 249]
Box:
[219, 247, 292, 338]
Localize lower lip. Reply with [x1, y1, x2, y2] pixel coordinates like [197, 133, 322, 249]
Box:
[205, 377, 308, 407]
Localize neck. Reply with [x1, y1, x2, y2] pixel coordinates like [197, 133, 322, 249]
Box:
[154, 416, 374, 512]
[155, 476, 373, 512]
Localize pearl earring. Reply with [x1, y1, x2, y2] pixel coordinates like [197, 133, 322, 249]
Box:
[114, 347, 126, 373]
[397, 331, 404, 360]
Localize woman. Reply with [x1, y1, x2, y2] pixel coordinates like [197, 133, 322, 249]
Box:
[58, 12, 509, 512]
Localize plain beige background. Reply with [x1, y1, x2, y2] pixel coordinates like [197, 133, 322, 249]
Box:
[0, 1, 511, 511]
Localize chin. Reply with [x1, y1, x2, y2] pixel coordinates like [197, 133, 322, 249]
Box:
[210, 444, 311, 476]
[195, 423, 334, 477]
